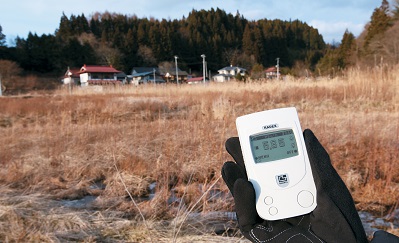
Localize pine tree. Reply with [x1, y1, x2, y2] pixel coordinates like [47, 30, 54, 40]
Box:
[338, 30, 356, 67]
[242, 23, 254, 55]
[57, 13, 72, 39]
[0, 25, 6, 46]
[364, 0, 392, 47]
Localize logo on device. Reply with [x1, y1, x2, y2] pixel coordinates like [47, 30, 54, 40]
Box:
[262, 124, 279, 130]
[276, 174, 290, 187]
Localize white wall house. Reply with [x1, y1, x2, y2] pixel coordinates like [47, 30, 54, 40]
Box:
[78, 65, 122, 86]
[213, 65, 246, 82]
[265, 66, 278, 79]
[62, 68, 80, 85]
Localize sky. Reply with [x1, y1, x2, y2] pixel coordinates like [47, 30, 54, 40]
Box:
[0, 0, 383, 46]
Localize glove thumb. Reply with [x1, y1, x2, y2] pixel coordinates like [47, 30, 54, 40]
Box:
[233, 178, 259, 233]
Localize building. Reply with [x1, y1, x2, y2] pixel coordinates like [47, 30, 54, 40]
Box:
[130, 67, 188, 85]
[265, 66, 278, 79]
[159, 67, 189, 83]
[62, 67, 80, 85]
[78, 65, 122, 86]
[130, 67, 165, 85]
[213, 65, 246, 82]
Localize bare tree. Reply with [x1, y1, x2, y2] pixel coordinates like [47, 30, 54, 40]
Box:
[0, 60, 22, 91]
[137, 45, 156, 66]
[223, 48, 240, 65]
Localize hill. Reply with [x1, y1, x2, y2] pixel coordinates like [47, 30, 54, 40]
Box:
[0, 8, 325, 75]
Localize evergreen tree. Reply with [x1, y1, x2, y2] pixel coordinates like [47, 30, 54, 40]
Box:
[17, 33, 59, 73]
[60, 38, 96, 69]
[364, 0, 392, 48]
[0, 25, 6, 46]
[338, 30, 356, 67]
[56, 13, 72, 39]
[4, 9, 329, 75]
[242, 23, 254, 55]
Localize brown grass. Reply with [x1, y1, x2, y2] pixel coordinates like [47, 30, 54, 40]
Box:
[0, 66, 398, 241]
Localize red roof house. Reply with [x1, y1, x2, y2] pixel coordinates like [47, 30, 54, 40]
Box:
[79, 64, 122, 86]
[264, 66, 278, 79]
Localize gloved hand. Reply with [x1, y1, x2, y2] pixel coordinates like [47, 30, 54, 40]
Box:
[222, 129, 369, 242]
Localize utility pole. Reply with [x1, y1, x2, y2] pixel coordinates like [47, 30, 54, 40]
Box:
[67, 66, 72, 95]
[201, 54, 206, 84]
[174, 56, 179, 85]
[276, 58, 280, 80]
[153, 68, 156, 84]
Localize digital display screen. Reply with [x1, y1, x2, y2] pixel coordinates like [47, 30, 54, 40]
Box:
[250, 129, 299, 163]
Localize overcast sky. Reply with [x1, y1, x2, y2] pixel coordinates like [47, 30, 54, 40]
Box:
[0, 0, 383, 46]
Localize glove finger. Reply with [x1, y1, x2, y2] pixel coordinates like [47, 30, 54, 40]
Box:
[221, 161, 247, 196]
[303, 129, 332, 191]
[303, 129, 367, 242]
[225, 137, 246, 170]
[234, 179, 321, 242]
[371, 230, 399, 243]
[233, 178, 259, 233]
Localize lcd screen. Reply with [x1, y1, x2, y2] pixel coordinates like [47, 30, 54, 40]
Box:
[250, 129, 299, 163]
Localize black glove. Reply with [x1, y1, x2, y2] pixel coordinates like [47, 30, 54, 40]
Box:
[371, 231, 399, 243]
[222, 129, 369, 242]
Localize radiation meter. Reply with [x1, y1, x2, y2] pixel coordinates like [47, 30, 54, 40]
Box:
[236, 107, 317, 220]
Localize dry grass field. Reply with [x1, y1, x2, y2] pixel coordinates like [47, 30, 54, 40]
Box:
[0, 67, 398, 242]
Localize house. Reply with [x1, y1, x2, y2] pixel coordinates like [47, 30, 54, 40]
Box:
[116, 72, 128, 83]
[62, 68, 80, 85]
[265, 66, 279, 79]
[130, 67, 165, 85]
[131, 67, 188, 84]
[78, 64, 122, 86]
[158, 67, 189, 83]
[213, 65, 246, 82]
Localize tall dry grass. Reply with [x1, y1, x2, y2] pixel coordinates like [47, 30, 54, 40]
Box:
[0, 66, 398, 241]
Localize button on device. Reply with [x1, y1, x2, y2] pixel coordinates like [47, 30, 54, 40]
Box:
[264, 196, 273, 205]
[297, 190, 314, 208]
[269, 206, 278, 216]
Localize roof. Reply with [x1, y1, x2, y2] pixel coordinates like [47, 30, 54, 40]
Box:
[218, 65, 246, 72]
[116, 72, 127, 78]
[132, 71, 154, 77]
[187, 77, 206, 82]
[79, 65, 121, 74]
[132, 67, 159, 74]
[265, 67, 277, 72]
[213, 73, 234, 77]
[64, 68, 80, 78]
[132, 67, 189, 76]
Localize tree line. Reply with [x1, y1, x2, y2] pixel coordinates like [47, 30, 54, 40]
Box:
[316, 0, 399, 76]
[1, 1, 399, 80]
[0, 8, 325, 76]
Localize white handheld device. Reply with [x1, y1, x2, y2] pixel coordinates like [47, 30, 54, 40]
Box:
[236, 107, 317, 220]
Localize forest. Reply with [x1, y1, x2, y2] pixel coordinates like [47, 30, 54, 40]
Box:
[0, 0, 398, 82]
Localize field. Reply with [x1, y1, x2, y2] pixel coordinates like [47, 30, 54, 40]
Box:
[0, 67, 398, 242]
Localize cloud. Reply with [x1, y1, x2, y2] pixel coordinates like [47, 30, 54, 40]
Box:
[309, 20, 366, 43]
